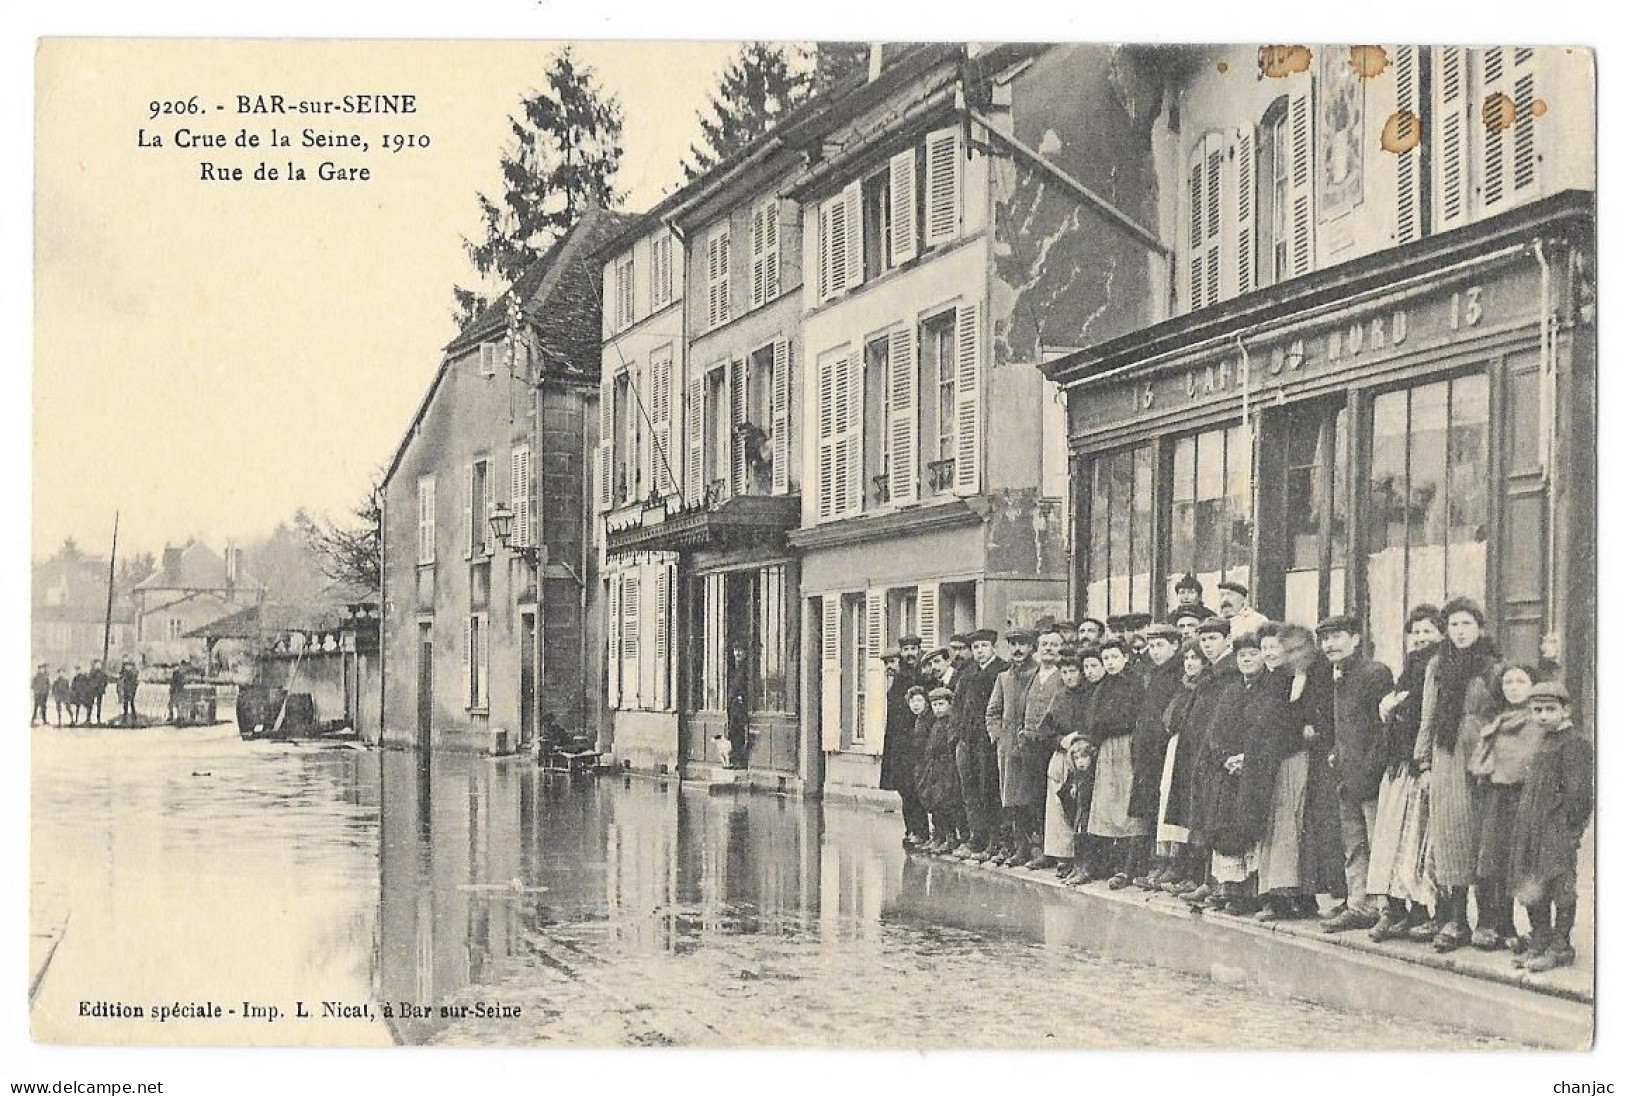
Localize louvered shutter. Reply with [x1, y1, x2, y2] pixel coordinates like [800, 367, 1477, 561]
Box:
[651, 348, 673, 495]
[820, 598, 842, 751]
[685, 376, 704, 501]
[511, 446, 531, 548]
[1477, 48, 1512, 215]
[842, 182, 864, 291]
[817, 353, 837, 520]
[1510, 48, 1540, 200]
[655, 566, 670, 710]
[1285, 88, 1314, 278]
[598, 375, 613, 510]
[886, 325, 918, 505]
[952, 303, 982, 495]
[1393, 45, 1424, 245]
[607, 575, 621, 709]
[729, 357, 748, 495]
[762, 202, 780, 302]
[924, 126, 962, 248]
[751, 206, 766, 309]
[863, 588, 887, 754]
[461, 617, 472, 708]
[1434, 46, 1470, 232]
[771, 338, 791, 494]
[818, 200, 836, 302]
[1187, 156, 1205, 311]
[889, 148, 919, 265]
[917, 585, 939, 650]
[462, 462, 474, 557]
[623, 574, 640, 707]
[837, 351, 862, 515]
[718, 229, 731, 326]
[1231, 126, 1256, 297]
[481, 461, 494, 555]
[1204, 135, 1223, 302]
[476, 613, 489, 709]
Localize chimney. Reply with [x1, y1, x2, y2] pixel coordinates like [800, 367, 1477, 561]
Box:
[162, 546, 183, 584]
[225, 542, 238, 587]
[868, 43, 884, 83]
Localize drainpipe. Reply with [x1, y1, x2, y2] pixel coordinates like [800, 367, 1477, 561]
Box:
[1532, 237, 1557, 636]
[377, 495, 386, 748]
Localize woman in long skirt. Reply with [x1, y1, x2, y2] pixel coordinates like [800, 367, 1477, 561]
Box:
[1368, 605, 1444, 941]
[1154, 641, 1208, 888]
[1418, 597, 1501, 951]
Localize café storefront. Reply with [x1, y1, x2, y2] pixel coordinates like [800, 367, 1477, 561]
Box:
[1044, 192, 1594, 702]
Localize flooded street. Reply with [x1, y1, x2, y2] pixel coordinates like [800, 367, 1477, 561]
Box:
[31, 725, 1522, 1048]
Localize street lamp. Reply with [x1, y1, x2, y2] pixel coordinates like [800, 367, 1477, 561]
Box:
[488, 504, 542, 565]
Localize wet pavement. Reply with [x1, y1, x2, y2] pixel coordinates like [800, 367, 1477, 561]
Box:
[30, 724, 1529, 1048]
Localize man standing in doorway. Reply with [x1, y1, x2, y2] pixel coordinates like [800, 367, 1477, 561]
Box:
[725, 642, 751, 770]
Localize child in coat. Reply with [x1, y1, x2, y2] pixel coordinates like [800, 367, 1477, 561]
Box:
[1509, 682, 1593, 972]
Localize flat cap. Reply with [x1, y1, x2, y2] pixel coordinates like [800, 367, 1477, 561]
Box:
[948, 632, 972, 646]
[969, 628, 999, 644]
[926, 647, 950, 662]
[1006, 628, 1037, 644]
[1218, 580, 1250, 597]
[1315, 613, 1360, 636]
[928, 686, 955, 701]
[898, 634, 924, 647]
[1195, 617, 1232, 636]
[1529, 681, 1571, 703]
[1142, 622, 1181, 643]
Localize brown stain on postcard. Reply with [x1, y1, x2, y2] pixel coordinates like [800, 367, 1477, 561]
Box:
[1381, 110, 1422, 154]
[1349, 45, 1388, 79]
[1483, 91, 1516, 132]
[1258, 46, 1312, 78]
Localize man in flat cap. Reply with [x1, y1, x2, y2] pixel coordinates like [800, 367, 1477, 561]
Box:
[1313, 614, 1395, 931]
[952, 628, 1006, 860]
[1217, 580, 1270, 640]
[986, 628, 1040, 864]
[881, 641, 931, 848]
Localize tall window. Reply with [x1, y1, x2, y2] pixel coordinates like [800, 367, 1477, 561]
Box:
[1365, 374, 1489, 670]
[615, 254, 636, 331]
[1280, 403, 1348, 624]
[469, 458, 492, 556]
[703, 367, 729, 491]
[1085, 444, 1155, 617]
[755, 566, 792, 713]
[861, 169, 892, 280]
[845, 593, 867, 745]
[612, 372, 632, 505]
[920, 311, 956, 492]
[1259, 99, 1290, 286]
[1169, 423, 1254, 600]
[466, 613, 488, 709]
[417, 475, 436, 564]
[650, 234, 674, 310]
[862, 335, 890, 505]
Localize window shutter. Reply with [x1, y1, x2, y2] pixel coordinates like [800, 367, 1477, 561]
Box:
[818, 200, 836, 302]
[817, 353, 837, 520]
[598, 375, 614, 510]
[651, 348, 673, 495]
[1285, 88, 1314, 278]
[716, 229, 730, 326]
[481, 460, 494, 555]
[1477, 47, 1511, 215]
[750, 206, 767, 309]
[842, 181, 864, 291]
[462, 462, 474, 558]
[1393, 45, 1423, 245]
[461, 617, 471, 709]
[1204, 135, 1223, 302]
[476, 614, 489, 709]
[1231, 126, 1256, 297]
[952, 303, 982, 495]
[924, 127, 962, 248]
[510, 446, 531, 548]
[917, 584, 939, 650]
[771, 337, 791, 494]
[685, 376, 704, 501]
[1511, 48, 1540, 200]
[762, 202, 780, 303]
[889, 149, 919, 265]
[836, 350, 862, 516]
[886, 325, 918, 505]
[820, 598, 842, 752]
[655, 566, 671, 710]
[1434, 46, 1470, 232]
[1187, 156, 1205, 311]
[623, 574, 641, 708]
[607, 575, 621, 709]
[729, 356, 748, 495]
[862, 588, 887, 755]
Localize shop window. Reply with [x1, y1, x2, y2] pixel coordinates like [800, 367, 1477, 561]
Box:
[1169, 423, 1253, 604]
[1085, 444, 1154, 618]
[1365, 374, 1489, 669]
[754, 565, 795, 713]
[1280, 403, 1348, 625]
[938, 581, 978, 639]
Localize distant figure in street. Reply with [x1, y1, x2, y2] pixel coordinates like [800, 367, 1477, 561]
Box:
[31, 663, 49, 725]
[50, 668, 71, 727]
[70, 666, 91, 726]
[167, 664, 187, 724]
[118, 660, 139, 725]
[725, 643, 750, 770]
[87, 659, 109, 724]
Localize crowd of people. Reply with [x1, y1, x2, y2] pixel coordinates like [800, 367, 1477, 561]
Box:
[31, 658, 142, 727]
[879, 575, 1593, 975]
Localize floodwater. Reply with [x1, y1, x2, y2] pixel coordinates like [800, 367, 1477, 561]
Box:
[30, 724, 1521, 1048]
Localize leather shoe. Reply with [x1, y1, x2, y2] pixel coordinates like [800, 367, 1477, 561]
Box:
[1321, 908, 1379, 934]
[1368, 913, 1404, 942]
[1025, 856, 1057, 871]
[1525, 945, 1575, 973]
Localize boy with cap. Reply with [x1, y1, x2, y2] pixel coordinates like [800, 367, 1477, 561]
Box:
[1509, 682, 1592, 972]
[952, 629, 1006, 860]
[882, 669, 931, 848]
[916, 686, 967, 853]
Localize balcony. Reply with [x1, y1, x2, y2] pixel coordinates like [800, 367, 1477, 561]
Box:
[605, 490, 801, 559]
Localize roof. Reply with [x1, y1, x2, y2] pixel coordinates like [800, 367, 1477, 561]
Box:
[184, 599, 353, 640]
[384, 210, 628, 488]
[133, 540, 261, 593]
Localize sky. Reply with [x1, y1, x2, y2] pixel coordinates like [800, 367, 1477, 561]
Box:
[33, 38, 744, 562]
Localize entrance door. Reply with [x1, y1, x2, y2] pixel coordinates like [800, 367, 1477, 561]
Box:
[519, 613, 536, 750]
[1259, 400, 1349, 625]
[416, 623, 433, 749]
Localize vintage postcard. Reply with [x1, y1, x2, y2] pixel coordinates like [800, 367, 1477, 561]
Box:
[29, 37, 1596, 1056]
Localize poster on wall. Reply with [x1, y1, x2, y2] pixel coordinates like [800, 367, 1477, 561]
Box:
[1317, 47, 1366, 219]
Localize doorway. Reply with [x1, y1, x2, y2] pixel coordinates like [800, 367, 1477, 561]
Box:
[520, 613, 537, 750]
[416, 623, 433, 750]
